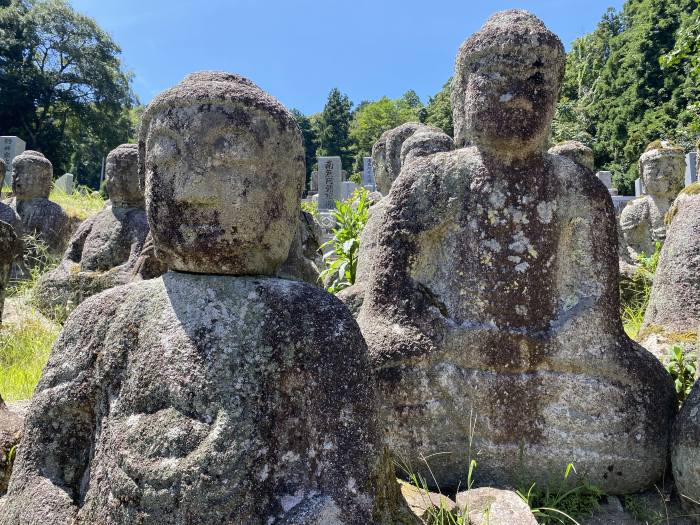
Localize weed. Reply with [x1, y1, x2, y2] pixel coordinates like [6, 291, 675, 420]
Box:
[620, 241, 662, 339]
[665, 344, 696, 406]
[319, 189, 370, 293]
[7, 234, 60, 298]
[49, 184, 105, 221]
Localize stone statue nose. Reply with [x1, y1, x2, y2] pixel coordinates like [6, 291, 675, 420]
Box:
[172, 169, 219, 205]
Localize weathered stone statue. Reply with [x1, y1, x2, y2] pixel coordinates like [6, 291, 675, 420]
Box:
[0, 220, 22, 324]
[0, 71, 410, 525]
[638, 183, 700, 359]
[34, 144, 155, 316]
[277, 210, 323, 284]
[547, 140, 594, 172]
[372, 122, 447, 194]
[672, 376, 700, 519]
[619, 141, 685, 265]
[356, 10, 675, 493]
[7, 150, 69, 255]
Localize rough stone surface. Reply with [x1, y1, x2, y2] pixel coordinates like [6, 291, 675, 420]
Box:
[0, 71, 413, 525]
[0, 395, 24, 496]
[139, 71, 305, 275]
[548, 141, 595, 172]
[672, 380, 700, 520]
[356, 10, 675, 494]
[7, 150, 69, 255]
[619, 142, 685, 265]
[276, 211, 322, 284]
[0, 220, 21, 324]
[34, 144, 154, 316]
[372, 122, 444, 194]
[639, 184, 700, 359]
[455, 488, 537, 525]
[400, 481, 457, 521]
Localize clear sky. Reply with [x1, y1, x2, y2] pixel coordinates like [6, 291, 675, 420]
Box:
[69, 0, 624, 115]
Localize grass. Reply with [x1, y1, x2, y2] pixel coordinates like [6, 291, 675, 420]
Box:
[0, 308, 59, 401]
[49, 184, 105, 221]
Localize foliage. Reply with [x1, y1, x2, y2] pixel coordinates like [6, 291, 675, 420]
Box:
[0, 0, 137, 189]
[553, 0, 700, 195]
[661, 0, 700, 80]
[292, 108, 318, 194]
[621, 241, 662, 338]
[7, 233, 59, 298]
[315, 88, 353, 172]
[300, 199, 318, 218]
[517, 463, 604, 525]
[49, 183, 105, 221]
[318, 189, 369, 294]
[0, 310, 59, 401]
[666, 344, 697, 406]
[348, 91, 424, 171]
[424, 79, 453, 137]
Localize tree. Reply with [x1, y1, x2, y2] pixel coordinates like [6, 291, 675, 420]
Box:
[424, 79, 453, 137]
[348, 91, 423, 171]
[316, 88, 353, 171]
[291, 108, 318, 193]
[0, 0, 136, 187]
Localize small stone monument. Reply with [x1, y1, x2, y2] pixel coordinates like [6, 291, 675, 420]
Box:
[310, 169, 318, 193]
[356, 10, 674, 493]
[685, 151, 697, 187]
[1, 136, 25, 188]
[0, 159, 21, 234]
[0, 71, 410, 524]
[317, 155, 342, 209]
[596, 171, 613, 189]
[635, 177, 644, 197]
[54, 172, 73, 194]
[7, 150, 69, 255]
[619, 141, 685, 265]
[34, 144, 157, 317]
[638, 182, 700, 359]
[341, 180, 357, 201]
[362, 156, 376, 190]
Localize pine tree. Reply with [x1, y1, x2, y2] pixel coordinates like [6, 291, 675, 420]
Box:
[316, 88, 353, 171]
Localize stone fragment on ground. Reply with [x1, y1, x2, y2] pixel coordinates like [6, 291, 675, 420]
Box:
[455, 488, 537, 525]
[400, 481, 457, 522]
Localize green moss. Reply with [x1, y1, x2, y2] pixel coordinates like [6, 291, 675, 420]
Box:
[680, 182, 700, 196]
[644, 139, 683, 154]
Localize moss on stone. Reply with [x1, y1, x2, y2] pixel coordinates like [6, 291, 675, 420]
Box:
[644, 139, 683, 154]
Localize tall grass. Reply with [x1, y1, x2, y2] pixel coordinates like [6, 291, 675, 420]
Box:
[49, 184, 105, 221]
[621, 242, 661, 339]
[0, 311, 59, 401]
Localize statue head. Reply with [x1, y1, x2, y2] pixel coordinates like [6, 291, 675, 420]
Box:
[548, 141, 594, 172]
[639, 141, 685, 197]
[105, 144, 143, 208]
[12, 150, 52, 200]
[139, 71, 305, 275]
[452, 10, 565, 157]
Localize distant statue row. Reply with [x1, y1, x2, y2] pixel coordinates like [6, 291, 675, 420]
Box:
[1, 9, 699, 525]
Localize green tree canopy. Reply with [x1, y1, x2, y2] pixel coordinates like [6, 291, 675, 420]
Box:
[315, 88, 353, 171]
[291, 108, 318, 193]
[0, 0, 136, 188]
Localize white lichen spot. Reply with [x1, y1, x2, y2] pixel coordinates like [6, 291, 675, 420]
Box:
[483, 239, 501, 252]
[257, 463, 270, 481]
[281, 451, 300, 463]
[537, 201, 556, 224]
[499, 93, 514, 102]
[510, 209, 528, 224]
[515, 305, 528, 316]
[509, 231, 529, 253]
[347, 477, 358, 494]
[280, 491, 304, 512]
[515, 262, 530, 273]
[508, 255, 521, 264]
[323, 439, 335, 450]
[489, 190, 506, 208]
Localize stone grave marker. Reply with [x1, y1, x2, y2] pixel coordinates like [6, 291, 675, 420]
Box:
[341, 181, 357, 201]
[1, 136, 25, 188]
[686, 152, 697, 187]
[317, 156, 341, 209]
[635, 178, 644, 196]
[596, 170, 612, 189]
[54, 173, 74, 194]
[362, 157, 376, 190]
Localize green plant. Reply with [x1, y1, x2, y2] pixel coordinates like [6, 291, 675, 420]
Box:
[300, 199, 318, 218]
[620, 241, 662, 339]
[0, 311, 60, 401]
[318, 189, 370, 293]
[516, 464, 604, 525]
[7, 234, 60, 298]
[49, 184, 105, 221]
[666, 344, 696, 406]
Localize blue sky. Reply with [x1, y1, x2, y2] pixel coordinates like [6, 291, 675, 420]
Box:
[70, 0, 624, 115]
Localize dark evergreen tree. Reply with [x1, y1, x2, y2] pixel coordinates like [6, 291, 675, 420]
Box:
[316, 88, 353, 171]
[291, 108, 318, 194]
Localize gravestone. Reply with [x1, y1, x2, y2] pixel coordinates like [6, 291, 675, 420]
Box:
[54, 173, 73, 194]
[1, 136, 25, 188]
[596, 171, 612, 189]
[341, 180, 357, 201]
[362, 156, 376, 190]
[310, 170, 318, 193]
[635, 178, 644, 197]
[317, 156, 341, 209]
[685, 152, 697, 187]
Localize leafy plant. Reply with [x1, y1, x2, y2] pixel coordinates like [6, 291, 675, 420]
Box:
[318, 189, 369, 293]
[300, 199, 318, 218]
[621, 241, 662, 339]
[516, 463, 604, 525]
[666, 345, 696, 406]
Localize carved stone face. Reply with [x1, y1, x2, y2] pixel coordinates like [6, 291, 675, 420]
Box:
[640, 148, 685, 197]
[143, 99, 304, 275]
[452, 10, 565, 155]
[12, 151, 52, 200]
[105, 144, 142, 208]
